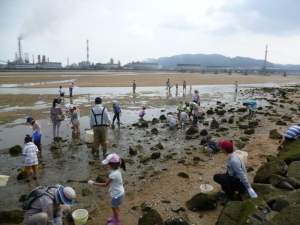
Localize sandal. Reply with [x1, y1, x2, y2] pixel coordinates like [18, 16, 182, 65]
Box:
[25, 179, 31, 182]
[33, 176, 37, 180]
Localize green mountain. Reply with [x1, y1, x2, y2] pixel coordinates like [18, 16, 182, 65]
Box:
[144, 54, 300, 69]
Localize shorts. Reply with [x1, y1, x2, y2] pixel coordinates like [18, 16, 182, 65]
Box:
[284, 136, 294, 141]
[24, 164, 38, 172]
[110, 195, 124, 208]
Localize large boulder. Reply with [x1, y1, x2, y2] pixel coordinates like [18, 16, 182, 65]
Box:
[269, 174, 296, 190]
[278, 140, 300, 165]
[216, 198, 273, 225]
[210, 118, 219, 129]
[152, 118, 159, 125]
[186, 126, 198, 135]
[254, 160, 288, 184]
[164, 211, 190, 225]
[265, 205, 300, 225]
[9, 145, 22, 155]
[159, 115, 167, 120]
[186, 193, 217, 211]
[138, 209, 163, 225]
[286, 161, 300, 180]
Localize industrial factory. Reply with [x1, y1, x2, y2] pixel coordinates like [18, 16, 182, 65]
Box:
[5, 39, 62, 69]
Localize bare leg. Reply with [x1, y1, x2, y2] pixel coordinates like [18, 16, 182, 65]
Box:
[33, 168, 37, 178]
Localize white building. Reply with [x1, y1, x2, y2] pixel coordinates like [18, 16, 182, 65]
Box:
[176, 64, 201, 71]
[132, 62, 159, 70]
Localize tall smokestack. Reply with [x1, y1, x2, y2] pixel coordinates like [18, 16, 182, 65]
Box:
[18, 39, 23, 63]
[87, 39, 89, 63]
[42, 55, 46, 63]
[38, 55, 41, 63]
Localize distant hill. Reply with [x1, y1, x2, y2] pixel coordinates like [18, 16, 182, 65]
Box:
[144, 54, 300, 69]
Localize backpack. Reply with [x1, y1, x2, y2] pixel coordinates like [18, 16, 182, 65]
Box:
[21, 185, 58, 210]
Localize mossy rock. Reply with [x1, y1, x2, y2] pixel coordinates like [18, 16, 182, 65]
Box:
[186, 126, 199, 135]
[129, 146, 137, 156]
[200, 129, 208, 136]
[269, 129, 283, 139]
[198, 115, 205, 120]
[81, 188, 92, 197]
[235, 141, 246, 149]
[17, 171, 27, 180]
[206, 109, 214, 115]
[239, 125, 249, 129]
[237, 108, 247, 112]
[289, 108, 297, 111]
[9, 145, 22, 155]
[265, 205, 300, 225]
[0, 210, 25, 224]
[244, 129, 255, 135]
[164, 211, 190, 225]
[159, 114, 167, 120]
[266, 155, 278, 162]
[221, 118, 227, 123]
[140, 156, 151, 164]
[216, 198, 272, 225]
[286, 161, 300, 180]
[276, 121, 287, 126]
[151, 118, 159, 125]
[96, 175, 107, 183]
[217, 127, 229, 132]
[151, 128, 158, 134]
[186, 193, 217, 211]
[228, 116, 234, 124]
[254, 160, 288, 184]
[216, 110, 226, 115]
[138, 209, 163, 225]
[178, 172, 189, 178]
[248, 121, 259, 127]
[135, 145, 143, 149]
[203, 121, 209, 126]
[151, 152, 161, 159]
[240, 136, 250, 142]
[155, 143, 164, 149]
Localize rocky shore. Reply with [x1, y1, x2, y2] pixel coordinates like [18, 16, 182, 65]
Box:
[1, 85, 300, 225]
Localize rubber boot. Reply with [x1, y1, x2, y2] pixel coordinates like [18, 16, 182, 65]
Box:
[103, 149, 109, 158]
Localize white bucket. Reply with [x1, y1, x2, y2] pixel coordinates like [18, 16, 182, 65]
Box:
[200, 184, 213, 193]
[236, 150, 248, 164]
[0, 175, 9, 186]
[72, 209, 88, 225]
[85, 130, 94, 143]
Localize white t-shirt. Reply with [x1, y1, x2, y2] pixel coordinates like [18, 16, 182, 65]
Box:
[169, 117, 178, 127]
[109, 169, 125, 198]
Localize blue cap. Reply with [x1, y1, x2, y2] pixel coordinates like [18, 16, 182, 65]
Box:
[26, 117, 34, 123]
[57, 186, 76, 206]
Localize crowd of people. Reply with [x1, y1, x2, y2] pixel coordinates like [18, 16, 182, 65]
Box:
[20, 80, 295, 225]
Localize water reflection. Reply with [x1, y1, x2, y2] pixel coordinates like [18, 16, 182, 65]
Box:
[0, 79, 75, 88]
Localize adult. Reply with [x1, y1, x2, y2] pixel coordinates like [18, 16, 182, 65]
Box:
[69, 82, 74, 98]
[192, 90, 201, 106]
[183, 80, 187, 92]
[234, 81, 238, 92]
[213, 141, 258, 205]
[133, 79, 136, 93]
[243, 100, 257, 117]
[112, 103, 122, 126]
[187, 102, 199, 127]
[50, 99, 64, 140]
[26, 117, 42, 152]
[24, 185, 76, 225]
[278, 123, 300, 149]
[166, 78, 171, 92]
[90, 97, 111, 158]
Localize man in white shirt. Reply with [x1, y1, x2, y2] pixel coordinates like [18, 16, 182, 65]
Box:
[90, 97, 111, 158]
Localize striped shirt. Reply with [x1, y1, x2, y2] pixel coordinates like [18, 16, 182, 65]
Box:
[22, 142, 39, 166]
[285, 125, 300, 139]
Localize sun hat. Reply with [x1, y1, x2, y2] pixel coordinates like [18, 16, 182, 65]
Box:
[218, 141, 233, 153]
[102, 153, 120, 165]
[26, 117, 34, 123]
[58, 186, 76, 206]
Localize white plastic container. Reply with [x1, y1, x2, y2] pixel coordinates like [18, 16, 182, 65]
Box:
[200, 184, 213, 193]
[236, 150, 248, 164]
[0, 175, 9, 186]
[72, 209, 88, 225]
[85, 130, 94, 143]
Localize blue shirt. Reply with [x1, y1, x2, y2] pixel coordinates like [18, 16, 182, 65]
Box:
[246, 101, 257, 105]
[113, 105, 121, 113]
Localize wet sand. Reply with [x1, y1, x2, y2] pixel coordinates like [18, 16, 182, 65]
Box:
[0, 71, 299, 88]
[1, 71, 300, 225]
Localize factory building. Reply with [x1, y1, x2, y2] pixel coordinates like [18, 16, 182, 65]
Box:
[131, 62, 159, 70]
[176, 64, 201, 71]
[95, 58, 121, 69]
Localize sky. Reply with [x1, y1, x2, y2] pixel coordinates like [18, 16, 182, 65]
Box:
[0, 0, 300, 66]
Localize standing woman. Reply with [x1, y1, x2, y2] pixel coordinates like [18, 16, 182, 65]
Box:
[50, 98, 64, 139]
[192, 90, 201, 106]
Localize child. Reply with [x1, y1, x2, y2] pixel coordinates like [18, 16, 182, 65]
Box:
[175, 82, 178, 91]
[26, 117, 42, 152]
[22, 135, 39, 182]
[177, 101, 184, 112]
[139, 107, 146, 119]
[69, 106, 80, 133]
[59, 86, 65, 99]
[169, 116, 178, 130]
[179, 110, 188, 129]
[88, 153, 126, 225]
